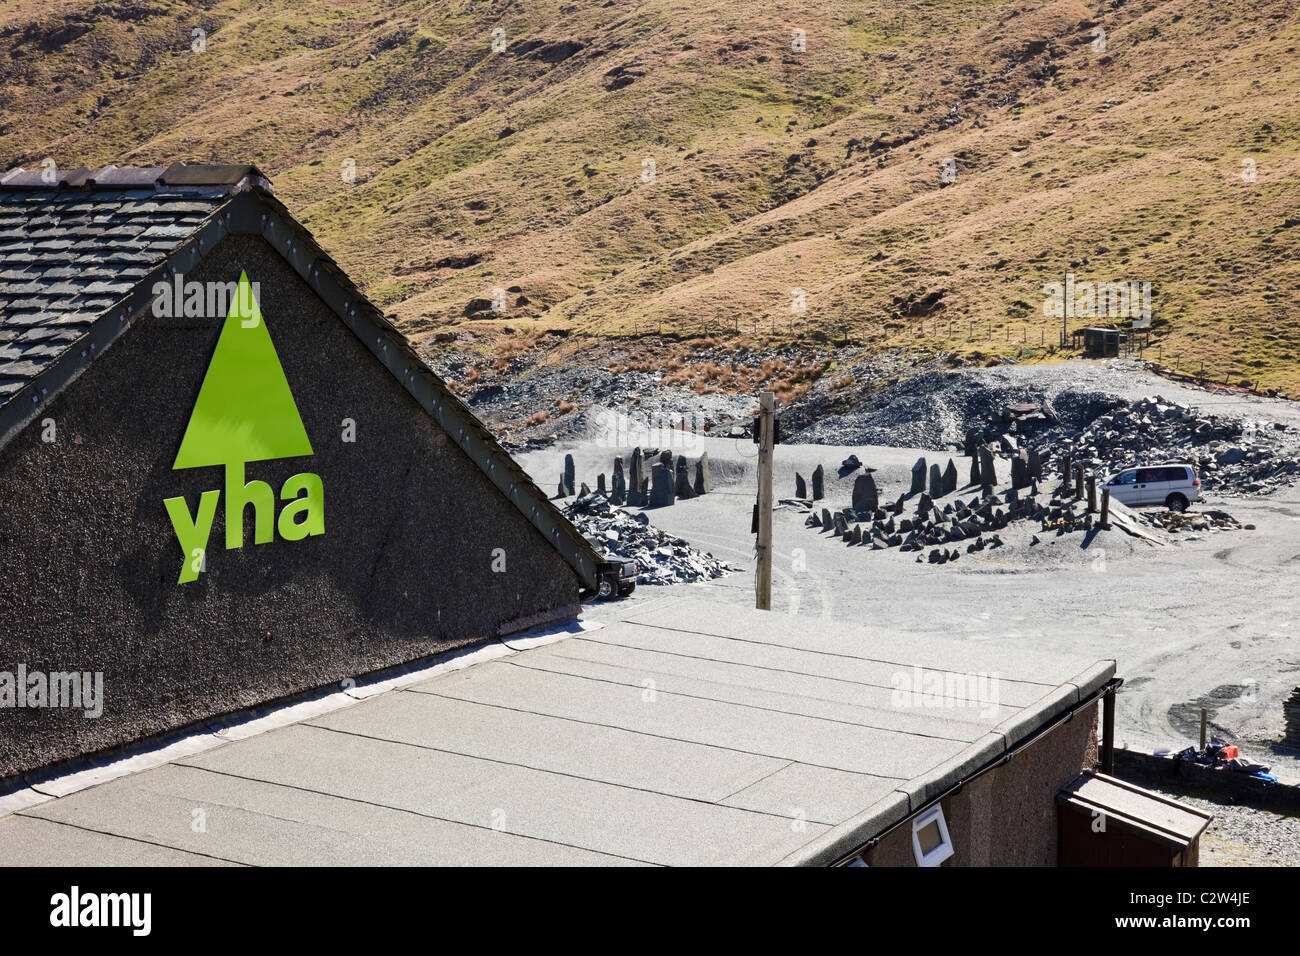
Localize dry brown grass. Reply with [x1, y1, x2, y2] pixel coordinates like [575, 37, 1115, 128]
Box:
[6, 0, 1298, 390]
[649, 353, 835, 401]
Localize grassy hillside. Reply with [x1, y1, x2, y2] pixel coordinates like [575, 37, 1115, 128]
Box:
[2, 0, 1298, 391]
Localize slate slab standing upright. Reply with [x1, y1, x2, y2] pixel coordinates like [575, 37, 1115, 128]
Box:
[978, 446, 997, 488]
[649, 462, 675, 507]
[675, 456, 696, 499]
[942, 459, 959, 496]
[596, 473, 607, 496]
[795, 472, 807, 498]
[811, 464, 825, 501]
[628, 448, 645, 505]
[929, 462, 943, 499]
[694, 453, 710, 495]
[910, 457, 927, 494]
[852, 473, 878, 514]
[1028, 447, 1042, 481]
[563, 453, 576, 497]
[964, 429, 981, 458]
[969, 453, 981, 488]
[1011, 456, 1029, 490]
[611, 457, 626, 504]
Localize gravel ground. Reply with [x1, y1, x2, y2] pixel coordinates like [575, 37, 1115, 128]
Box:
[1148, 787, 1300, 866]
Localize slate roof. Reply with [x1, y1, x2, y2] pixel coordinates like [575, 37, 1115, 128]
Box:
[0, 163, 603, 589]
[0, 165, 241, 404]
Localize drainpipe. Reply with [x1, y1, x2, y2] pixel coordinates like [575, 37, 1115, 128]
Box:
[1100, 677, 1124, 774]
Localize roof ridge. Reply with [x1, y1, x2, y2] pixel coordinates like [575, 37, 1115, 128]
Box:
[0, 163, 274, 195]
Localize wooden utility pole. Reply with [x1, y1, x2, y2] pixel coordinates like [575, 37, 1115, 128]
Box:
[756, 391, 775, 611]
[1062, 269, 1070, 348]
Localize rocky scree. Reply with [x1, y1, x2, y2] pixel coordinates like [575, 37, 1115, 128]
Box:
[563, 493, 732, 586]
[1039, 396, 1299, 496]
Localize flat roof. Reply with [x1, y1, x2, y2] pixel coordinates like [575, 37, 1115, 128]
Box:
[0, 598, 1114, 866]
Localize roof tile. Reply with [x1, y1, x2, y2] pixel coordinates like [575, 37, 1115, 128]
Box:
[0, 359, 46, 379]
[0, 171, 227, 385]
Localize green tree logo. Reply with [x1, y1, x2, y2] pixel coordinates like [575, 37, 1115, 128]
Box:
[173, 272, 313, 468]
[164, 273, 324, 583]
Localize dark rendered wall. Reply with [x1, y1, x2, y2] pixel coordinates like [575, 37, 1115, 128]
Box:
[864, 703, 1100, 866]
[0, 234, 579, 779]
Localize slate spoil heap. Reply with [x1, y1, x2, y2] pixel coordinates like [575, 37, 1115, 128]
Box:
[1041, 396, 1299, 495]
[564, 493, 731, 585]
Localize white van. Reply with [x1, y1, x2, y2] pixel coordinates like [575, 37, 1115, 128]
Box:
[1102, 463, 1201, 511]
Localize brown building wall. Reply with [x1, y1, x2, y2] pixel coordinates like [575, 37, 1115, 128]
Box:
[864, 702, 1100, 866]
[0, 234, 580, 780]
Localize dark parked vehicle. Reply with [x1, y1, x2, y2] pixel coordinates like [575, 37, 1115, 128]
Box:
[592, 556, 637, 600]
